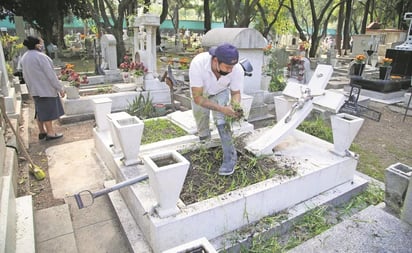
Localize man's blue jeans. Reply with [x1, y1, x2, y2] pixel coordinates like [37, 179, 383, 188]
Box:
[191, 89, 229, 139]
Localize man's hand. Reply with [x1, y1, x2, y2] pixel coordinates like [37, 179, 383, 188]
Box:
[221, 105, 240, 118]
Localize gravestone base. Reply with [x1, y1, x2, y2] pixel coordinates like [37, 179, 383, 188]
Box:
[97, 129, 359, 253]
[4, 87, 17, 115]
[248, 104, 275, 122]
[87, 75, 105, 85]
[103, 69, 122, 83]
[112, 83, 138, 92]
[405, 93, 412, 108]
[385, 163, 412, 217]
[343, 85, 405, 104]
[60, 90, 172, 124]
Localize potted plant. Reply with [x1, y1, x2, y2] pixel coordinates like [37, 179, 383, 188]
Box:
[379, 57, 393, 80]
[119, 55, 133, 83]
[59, 64, 88, 99]
[131, 61, 148, 85]
[286, 56, 305, 82]
[350, 54, 366, 76]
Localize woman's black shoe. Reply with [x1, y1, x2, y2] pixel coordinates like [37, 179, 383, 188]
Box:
[46, 133, 63, 141]
[38, 133, 47, 140]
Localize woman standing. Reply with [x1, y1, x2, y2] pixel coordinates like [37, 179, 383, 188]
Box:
[20, 36, 65, 140]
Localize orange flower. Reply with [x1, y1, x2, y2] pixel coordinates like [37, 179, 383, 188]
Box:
[263, 44, 273, 55]
[381, 58, 393, 67]
[179, 57, 189, 64]
[354, 54, 366, 64]
[65, 63, 75, 70]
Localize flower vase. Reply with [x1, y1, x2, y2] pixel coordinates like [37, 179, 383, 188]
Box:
[134, 75, 144, 86]
[351, 63, 365, 76]
[122, 72, 131, 83]
[65, 85, 80, 99]
[379, 66, 392, 80]
[264, 55, 271, 66]
[261, 75, 272, 91]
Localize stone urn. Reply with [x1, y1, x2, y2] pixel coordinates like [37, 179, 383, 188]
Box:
[330, 113, 364, 156]
[134, 75, 144, 86]
[142, 150, 189, 218]
[261, 75, 272, 91]
[112, 116, 144, 166]
[121, 72, 131, 83]
[106, 112, 131, 156]
[65, 85, 80, 99]
[379, 66, 392, 80]
[92, 98, 112, 132]
[350, 63, 365, 76]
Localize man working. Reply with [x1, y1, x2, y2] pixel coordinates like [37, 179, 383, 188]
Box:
[189, 43, 244, 176]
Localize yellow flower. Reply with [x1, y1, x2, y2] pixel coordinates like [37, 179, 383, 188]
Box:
[299, 41, 310, 51]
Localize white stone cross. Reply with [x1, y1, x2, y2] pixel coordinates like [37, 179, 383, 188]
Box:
[245, 64, 345, 156]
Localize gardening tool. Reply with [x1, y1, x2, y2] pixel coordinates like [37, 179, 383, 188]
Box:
[0, 97, 46, 180]
[74, 174, 148, 209]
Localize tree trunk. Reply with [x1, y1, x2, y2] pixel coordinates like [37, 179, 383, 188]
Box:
[361, 0, 371, 34]
[336, 2, 345, 56]
[157, 0, 169, 46]
[204, 0, 211, 32]
[342, 0, 352, 55]
[56, 14, 66, 50]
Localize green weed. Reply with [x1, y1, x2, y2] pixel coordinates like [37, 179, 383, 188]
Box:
[297, 117, 333, 142]
[141, 118, 186, 144]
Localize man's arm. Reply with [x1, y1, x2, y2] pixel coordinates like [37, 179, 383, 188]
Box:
[191, 87, 238, 117]
[230, 90, 241, 104]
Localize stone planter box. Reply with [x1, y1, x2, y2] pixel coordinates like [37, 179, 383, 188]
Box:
[385, 163, 412, 216]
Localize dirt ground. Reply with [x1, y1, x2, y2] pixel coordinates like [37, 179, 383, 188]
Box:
[16, 98, 412, 210]
[353, 102, 412, 180]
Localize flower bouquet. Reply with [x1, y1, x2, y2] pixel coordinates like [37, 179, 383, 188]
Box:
[59, 64, 88, 88]
[349, 54, 367, 76]
[287, 56, 305, 82]
[380, 57, 393, 67]
[119, 55, 133, 72]
[379, 58, 393, 80]
[354, 54, 366, 64]
[131, 61, 148, 77]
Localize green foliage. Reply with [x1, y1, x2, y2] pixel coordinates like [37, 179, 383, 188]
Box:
[269, 76, 287, 92]
[243, 184, 384, 252]
[0, 34, 23, 62]
[297, 117, 333, 143]
[350, 143, 385, 181]
[264, 48, 288, 92]
[141, 118, 187, 144]
[126, 93, 156, 119]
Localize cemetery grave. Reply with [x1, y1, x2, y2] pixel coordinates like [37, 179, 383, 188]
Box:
[2, 12, 412, 253]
